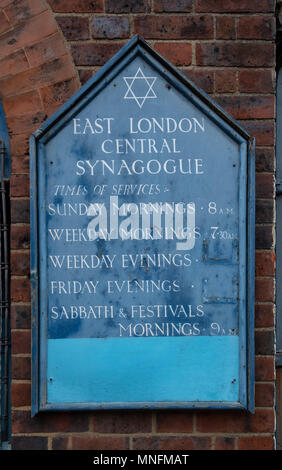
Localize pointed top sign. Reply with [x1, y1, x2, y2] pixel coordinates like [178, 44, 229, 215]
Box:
[30, 36, 255, 415]
[33, 35, 250, 142]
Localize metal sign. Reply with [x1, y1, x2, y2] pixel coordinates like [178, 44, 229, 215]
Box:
[30, 36, 255, 415]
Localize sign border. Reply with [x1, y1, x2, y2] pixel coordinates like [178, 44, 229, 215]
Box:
[30, 35, 255, 416]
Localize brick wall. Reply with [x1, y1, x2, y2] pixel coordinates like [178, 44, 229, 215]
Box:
[0, 0, 277, 450]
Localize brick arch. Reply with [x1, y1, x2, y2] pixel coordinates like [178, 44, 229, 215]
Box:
[0, 0, 79, 428]
[0, 0, 80, 156]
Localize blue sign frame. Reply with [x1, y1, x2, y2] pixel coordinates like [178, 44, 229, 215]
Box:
[30, 36, 255, 416]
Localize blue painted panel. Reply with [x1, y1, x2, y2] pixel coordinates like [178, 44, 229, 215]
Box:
[47, 336, 239, 404]
[30, 36, 255, 414]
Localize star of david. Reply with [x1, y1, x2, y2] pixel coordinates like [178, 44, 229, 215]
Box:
[123, 67, 157, 108]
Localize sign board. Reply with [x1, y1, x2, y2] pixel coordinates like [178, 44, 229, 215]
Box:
[30, 36, 255, 415]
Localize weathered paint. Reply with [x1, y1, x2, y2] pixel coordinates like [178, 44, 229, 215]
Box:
[47, 337, 239, 404]
[30, 36, 255, 415]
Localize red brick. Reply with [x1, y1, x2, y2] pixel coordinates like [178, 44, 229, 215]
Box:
[214, 437, 236, 450]
[13, 409, 90, 434]
[132, 436, 211, 450]
[196, 0, 275, 13]
[255, 304, 274, 328]
[78, 68, 96, 85]
[255, 383, 275, 407]
[7, 111, 47, 135]
[71, 43, 123, 66]
[197, 409, 274, 434]
[12, 356, 31, 380]
[215, 69, 236, 93]
[39, 77, 79, 114]
[256, 148, 274, 173]
[11, 304, 31, 329]
[92, 16, 130, 39]
[9, 133, 30, 156]
[239, 70, 274, 94]
[25, 33, 68, 68]
[12, 436, 48, 450]
[255, 225, 273, 250]
[0, 10, 58, 61]
[0, 10, 11, 34]
[184, 69, 214, 94]
[154, 0, 193, 12]
[196, 411, 246, 433]
[11, 199, 30, 223]
[256, 174, 274, 198]
[92, 411, 152, 433]
[237, 16, 275, 40]
[196, 42, 275, 67]
[255, 356, 275, 381]
[3, 0, 47, 26]
[11, 277, 30, 302]
[11, 382, 31, 407]
[238, 436, 274, 450]
[10, 225, 30, 250]
[56, 16, 89, 41]
[11, 251, 30, 276]
[0, 0, 13, 7]
[154, 42, 192, 66]
[220, 93, 277, 118]
[3, 90, 42, 117]
[134, 15, 213, 39]
[47, 0, 104, 13]
[12, 155, 29, 174]
[105, 0, 150, 13]
[255, 329, 275, 355]
[156, 411, 193, 433]
[0, 49, 29, 80]
[52, 437, 70, 450]
[239, 120, 274, 146]
[216, 16, 236, 39]
[11, 330, 31, 355]
[255, 250, 275, 277]
[72, 436, 129, 450]
[256, 225, 272, 252]
[10, 174, 30, 197]
[0, 55, 75, 97]
[12, 156, 29, 174]
[255, 278, 274, 302]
